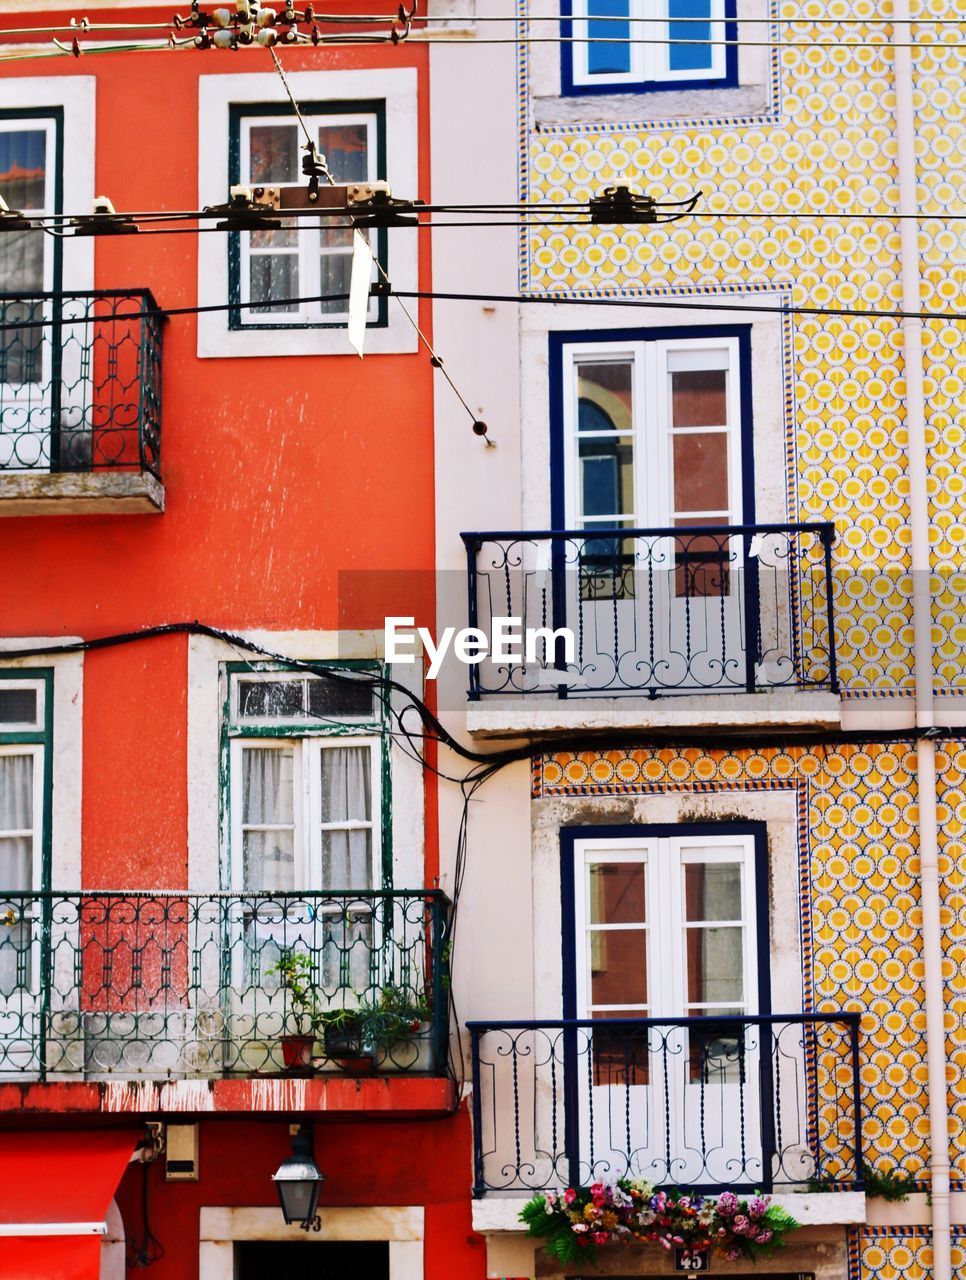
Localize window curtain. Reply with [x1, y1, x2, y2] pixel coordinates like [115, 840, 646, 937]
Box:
[319, 747, 372, 891]
[320, 747, 373, 993]
[0, 754, 33, 996]
[241, 747, 294, 893]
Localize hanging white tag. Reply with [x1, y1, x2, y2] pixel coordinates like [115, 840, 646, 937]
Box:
[347, 229, 374, 357]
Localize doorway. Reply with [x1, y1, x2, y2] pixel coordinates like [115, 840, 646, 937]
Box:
[236, 1241, 390, 1280]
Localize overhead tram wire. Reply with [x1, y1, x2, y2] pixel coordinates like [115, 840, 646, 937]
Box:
[0, 287, 959, 332]
[13, 201, 966, 227]
[0, 31, 959, 53]
[2, 12, 964, 32]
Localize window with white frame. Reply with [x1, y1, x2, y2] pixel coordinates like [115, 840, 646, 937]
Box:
[564, 0, 733, 94]
[229, 104, 383, 329]
[0, 114, 58, 391]
[225, 667, 385, 991]
[572, 830, 761, 1088]
[562, 333, 744, 534]
[226, 668, 383, 896]
[0, 676, 48, 997]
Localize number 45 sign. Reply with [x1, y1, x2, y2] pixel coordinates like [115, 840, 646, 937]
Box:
[673, 1246, 711, 1273]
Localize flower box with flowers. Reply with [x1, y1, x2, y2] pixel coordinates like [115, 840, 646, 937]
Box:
[519, 1179, 799, 1266]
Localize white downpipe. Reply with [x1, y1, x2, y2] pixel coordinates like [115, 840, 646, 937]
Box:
[892, 4, 951, 1277]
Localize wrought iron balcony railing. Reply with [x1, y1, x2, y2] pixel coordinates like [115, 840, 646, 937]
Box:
[468, 1015, 863, 1196]
[462, 524, 837, 699]
[0, 291, 163, 477]
[0, 891, 449, 1079]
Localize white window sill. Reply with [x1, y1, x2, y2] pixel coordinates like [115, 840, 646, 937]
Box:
[197, 69, 419, 359]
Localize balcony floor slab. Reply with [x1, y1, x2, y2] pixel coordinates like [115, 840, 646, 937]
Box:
[466, 690, 842, 739]
[0, 1075, 457, 1119]
[471, 1190, 868, 1234]
[0, 471, 164, 516]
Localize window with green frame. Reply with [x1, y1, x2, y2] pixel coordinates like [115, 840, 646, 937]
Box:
[0, 670, 53, 996]
[227, 102, 388, 331]
[221, 663, 391, 896]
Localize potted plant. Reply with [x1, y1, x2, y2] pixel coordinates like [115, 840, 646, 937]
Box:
[317, 1005, 370, 1062]
[317, 985, 432, 1070]
[363, 984, 431, 1053]
[265, 950, 318, 1071]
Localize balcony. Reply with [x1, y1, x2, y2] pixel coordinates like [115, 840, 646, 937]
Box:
[0, 890, 454, 1117]
[0, 291, 164, 515]
[467, 1015, 863, 1197]
[461, 524, 840, 737]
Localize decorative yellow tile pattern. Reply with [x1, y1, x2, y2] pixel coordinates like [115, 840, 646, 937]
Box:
[522, 0, 965, 692]
[848, 1228, 966, 1280]
[535, 742, 966, 1184]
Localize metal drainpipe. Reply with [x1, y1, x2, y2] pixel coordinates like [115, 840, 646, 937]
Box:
[892, 3, 952, 1275]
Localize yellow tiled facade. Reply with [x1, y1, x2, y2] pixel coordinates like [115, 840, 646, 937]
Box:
[518, 4, 963, 1274]
[522, 0, 964, 693]
[535, 742, 966, 1190]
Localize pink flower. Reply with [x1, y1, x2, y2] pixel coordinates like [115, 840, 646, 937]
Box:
[592, 1232, 609, 1245]
[724, 1248, 743, 1261]
[716, 1192, 739, 1216]
[564, 1188, 577, 1205]
[755, 1229, 773, 1244]
[733, 1215, 752, 1236]
[748, 1197, 769, 1218]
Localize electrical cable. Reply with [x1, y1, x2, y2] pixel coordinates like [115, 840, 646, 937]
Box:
[12, 203, 965, 226]
[0, 286, 958, 332]
[0, 28, 959, 55]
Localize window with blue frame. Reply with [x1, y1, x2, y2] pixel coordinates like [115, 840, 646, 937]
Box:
[562, 0, 736, 95]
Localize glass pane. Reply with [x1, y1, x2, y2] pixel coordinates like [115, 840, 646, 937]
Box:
[586, 0, 632, 75]
[684, 861, 742, 921]
[669, 0, 714, 71]
[0, 689, 37, 724]
[672, 431, 729, 513]
[249, 125, 299, 183]
[241, 747, 295, 825]
[318, 123, 369, 184]
[238, 680, 305, 720]
[319, 747, 372, 824]
[686, 926, 744, 1004]
[688, 1011, 748, 1085]
[0, 755, 32, 839]
[320, 829, 372, 892]
[671, 368, 727, 427]
[0, 130, 47, 210]
[579, 438, 634, 519]
[250, 224, 298, 250]
[320, 222, 354, 252]
[589, 927, 647, 1005]
[588, 862, 645, 925]
[0, 260, 45, 386]
[319, 251, 352, 316]
[0, 834, 31, 891]
[249, 254, 299, 313]
[577, 361, 633, 433]
[591, 1013, 650, 1084]
[243, 828, 295, 893]
[673, 532, 731, 600]
[307, 676, 374, 720]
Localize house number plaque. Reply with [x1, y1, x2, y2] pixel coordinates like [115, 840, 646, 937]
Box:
[673, 1246, 711, 1273]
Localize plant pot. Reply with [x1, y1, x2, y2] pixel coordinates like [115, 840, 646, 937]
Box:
[323, 1016, 369, 1061]
[280, 1034, 315, 1070]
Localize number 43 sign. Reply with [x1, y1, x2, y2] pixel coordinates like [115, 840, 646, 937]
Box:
[673, 1246, 711, 1273]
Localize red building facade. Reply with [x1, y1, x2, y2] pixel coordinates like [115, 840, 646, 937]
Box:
[0, 8, 475, 1277]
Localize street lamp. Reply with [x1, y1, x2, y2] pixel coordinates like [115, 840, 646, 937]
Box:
[273, 1123, 325, 1228]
